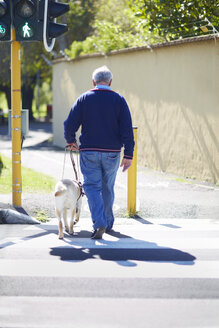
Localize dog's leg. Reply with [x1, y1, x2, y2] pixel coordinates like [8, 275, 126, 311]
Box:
[69, 208, 76, 235]
[75, 207, 81, 224]
[75, 198, 82, 224]
[63, 208, 69, 233]
[56, 208, 63, 239]
[58, 220, 63, 239]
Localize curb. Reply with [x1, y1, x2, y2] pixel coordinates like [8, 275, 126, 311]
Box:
[0, 209, 40, 224]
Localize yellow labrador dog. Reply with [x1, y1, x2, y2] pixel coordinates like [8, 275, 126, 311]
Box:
[54, 179, 82, 239]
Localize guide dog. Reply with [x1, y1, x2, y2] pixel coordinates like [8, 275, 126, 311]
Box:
[54, 179, 82, 239]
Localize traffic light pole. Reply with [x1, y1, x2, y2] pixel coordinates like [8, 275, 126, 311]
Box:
[11, 27, 22, 206]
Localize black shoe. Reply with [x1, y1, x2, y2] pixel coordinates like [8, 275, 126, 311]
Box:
[91, 229, 97, 238]
[106, 227, 113, 233]
[91, 227, 105, 239]
[105, 228, 115, 234]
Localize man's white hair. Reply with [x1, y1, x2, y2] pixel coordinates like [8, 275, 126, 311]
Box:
[92, 66, 113, 84]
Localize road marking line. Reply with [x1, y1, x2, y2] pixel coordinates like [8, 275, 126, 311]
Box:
[1, 259, 219, 278]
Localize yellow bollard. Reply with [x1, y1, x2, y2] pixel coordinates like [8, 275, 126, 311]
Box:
[127, 127, 137, 216]
[11, 28, 22, 207]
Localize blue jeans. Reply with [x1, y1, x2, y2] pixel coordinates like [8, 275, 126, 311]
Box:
[80, 151, 120, 230]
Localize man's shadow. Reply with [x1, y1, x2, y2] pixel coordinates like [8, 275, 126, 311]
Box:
[50, 228, 196, 267]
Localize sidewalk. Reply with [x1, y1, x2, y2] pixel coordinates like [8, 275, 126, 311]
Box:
[0, 120, 54, 218]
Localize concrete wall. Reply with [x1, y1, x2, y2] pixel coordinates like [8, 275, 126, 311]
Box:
[53, 36, 219, 184]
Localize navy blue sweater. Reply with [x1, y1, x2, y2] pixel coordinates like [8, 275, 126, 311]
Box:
[64, 88, 135, 159]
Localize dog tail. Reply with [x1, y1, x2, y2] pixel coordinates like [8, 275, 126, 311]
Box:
[54, 190, 66, 197]
[54, 181, 67, 197]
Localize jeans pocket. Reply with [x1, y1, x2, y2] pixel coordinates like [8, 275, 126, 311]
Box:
[106, 153, 120, 170]
[81, 152, 97, 169]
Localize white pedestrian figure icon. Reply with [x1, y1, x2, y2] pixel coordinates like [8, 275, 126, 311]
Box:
[23, 22, 31, 38]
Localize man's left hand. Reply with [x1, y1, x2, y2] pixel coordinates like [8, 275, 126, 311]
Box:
[120, 158, 132, 172]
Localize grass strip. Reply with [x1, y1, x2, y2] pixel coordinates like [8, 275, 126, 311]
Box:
[35, 210, 50, 222]
[0, 153, 57, 194]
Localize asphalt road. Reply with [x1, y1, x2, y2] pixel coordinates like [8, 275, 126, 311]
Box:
[0, 218, 219, 327]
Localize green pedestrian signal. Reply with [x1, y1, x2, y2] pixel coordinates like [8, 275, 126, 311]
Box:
[23, 22, 32, 38]
[0, 0, 11, 41]
[18, 21, 34, 38]
[13, 0, 42, 41]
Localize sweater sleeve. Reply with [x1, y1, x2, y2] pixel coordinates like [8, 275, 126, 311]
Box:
[119, 97, 135, 159]
[64, 97, 82, 144]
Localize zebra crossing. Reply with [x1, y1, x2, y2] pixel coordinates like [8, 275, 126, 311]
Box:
[0, 217, 219, 327]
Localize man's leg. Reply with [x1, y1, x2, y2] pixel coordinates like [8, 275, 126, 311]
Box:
[80, 151, 107, 230]
[102, 152, 120, 231]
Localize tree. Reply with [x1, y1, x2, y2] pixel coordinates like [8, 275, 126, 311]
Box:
[66, 0, 162, 59]
[0, 42, 52, 120]
[0, 0, 97, 118]
[21, 43, 52, 120]
[128, 0, 219, 40]
[57, 0, 97, 51]
[0, 43, 11, 109]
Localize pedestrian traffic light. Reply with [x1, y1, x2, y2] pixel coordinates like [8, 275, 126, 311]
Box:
[43, 0, 69, 52]
[0, 0, 11, 41]
[13, 0, 43, 41]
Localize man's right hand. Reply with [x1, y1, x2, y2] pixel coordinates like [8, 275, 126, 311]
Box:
[66, 142, 79, 151]
[120, 158, 132, 172]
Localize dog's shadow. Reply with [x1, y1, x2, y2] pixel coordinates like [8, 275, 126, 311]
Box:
[50, 228, 196, 267]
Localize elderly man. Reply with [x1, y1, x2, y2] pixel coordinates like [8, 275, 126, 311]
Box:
[64, 66, 134, 239]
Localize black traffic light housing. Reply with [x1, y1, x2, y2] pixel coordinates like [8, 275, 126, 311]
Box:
[13, 0, 43, 41]
[47, 0, 69, 38]
[0, 0, 11, 41]
[0, 0, 69, 46]
[44, 0, 69, 51]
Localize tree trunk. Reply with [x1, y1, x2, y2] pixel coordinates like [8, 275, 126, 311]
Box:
[0, 84, 34, 121]
[22, 84, 34, 121]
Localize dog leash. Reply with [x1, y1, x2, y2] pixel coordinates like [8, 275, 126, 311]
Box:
[69, 150, 85, 201]
[61, 148, 67, 180]
[62, 148, 85, 200]
[69, 150, 79, 181]
[61, 148, 79, 181]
